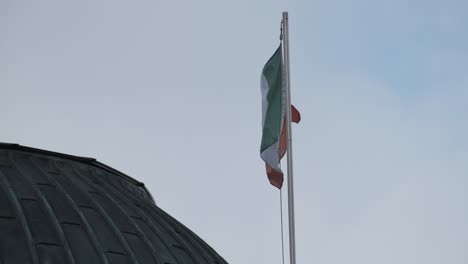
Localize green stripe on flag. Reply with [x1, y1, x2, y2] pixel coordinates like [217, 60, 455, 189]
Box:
[260, 45, 283, 153]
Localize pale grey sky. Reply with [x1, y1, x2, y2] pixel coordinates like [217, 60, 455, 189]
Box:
[2, 0, 468, 263]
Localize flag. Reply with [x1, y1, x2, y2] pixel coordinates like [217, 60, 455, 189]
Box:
[260, 45, 300, 189]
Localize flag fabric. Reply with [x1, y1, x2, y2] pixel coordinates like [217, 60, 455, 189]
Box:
[279, 105, 301, 159]
[260, 45, 300, 189]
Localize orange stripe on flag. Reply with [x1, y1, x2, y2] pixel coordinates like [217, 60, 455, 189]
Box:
[280, 105, 301, 159]
[266, 164, 284, 189]
[266, 105, 300, 189]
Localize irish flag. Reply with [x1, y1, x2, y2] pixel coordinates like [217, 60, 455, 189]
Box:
[260, 45, 300, 189]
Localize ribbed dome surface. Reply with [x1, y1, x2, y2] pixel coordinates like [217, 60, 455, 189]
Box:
[0, 143, 227, 264]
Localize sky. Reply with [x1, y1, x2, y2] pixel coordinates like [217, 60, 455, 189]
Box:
[2, 0, 468, 263]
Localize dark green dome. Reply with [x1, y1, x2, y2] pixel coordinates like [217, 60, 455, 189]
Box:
[0, 143, 227, 264]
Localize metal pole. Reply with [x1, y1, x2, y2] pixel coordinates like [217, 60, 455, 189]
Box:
[282, 11, 297, 264]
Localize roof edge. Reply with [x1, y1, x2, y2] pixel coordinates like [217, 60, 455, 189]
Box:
[0, 142, 155, 203]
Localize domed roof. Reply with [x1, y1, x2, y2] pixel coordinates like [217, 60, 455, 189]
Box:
[0, 143, 227, 264]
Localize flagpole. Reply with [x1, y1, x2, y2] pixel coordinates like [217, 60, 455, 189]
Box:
[282, 11, 297, 264]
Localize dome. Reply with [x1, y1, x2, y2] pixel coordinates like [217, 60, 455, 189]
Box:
[0, 143, 227, 264]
